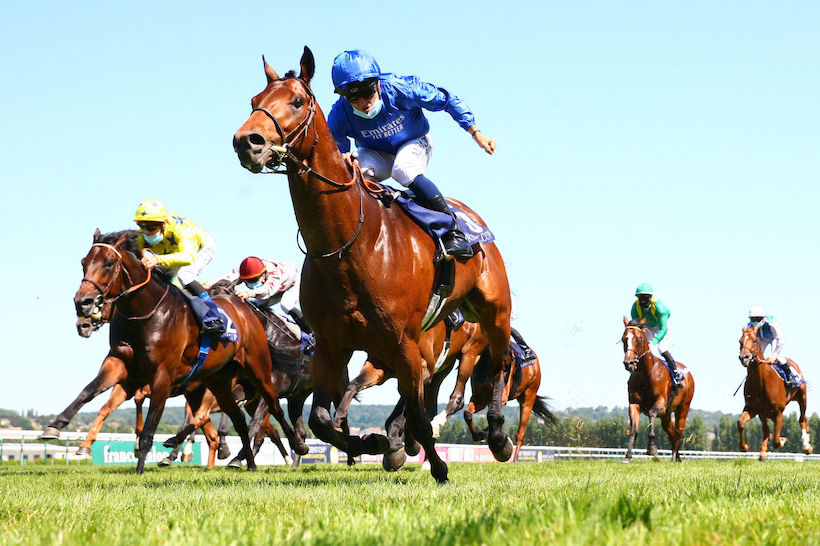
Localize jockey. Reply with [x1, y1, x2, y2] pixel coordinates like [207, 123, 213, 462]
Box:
[327, 49, 497, 261]
[747, 305, 799, 388]
[134, 199, 225, 336]
[630, 283, 683, 387]
[209, 256, 312, 335]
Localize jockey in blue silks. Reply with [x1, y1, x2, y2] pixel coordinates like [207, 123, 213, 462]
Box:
[327, 49, 498, 261]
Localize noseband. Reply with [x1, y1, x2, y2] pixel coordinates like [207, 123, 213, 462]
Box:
[623, 325, 651, 363]
[80, 243, 154, 307]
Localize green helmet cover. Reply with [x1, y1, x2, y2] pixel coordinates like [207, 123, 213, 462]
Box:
[635, 283, 654, 296]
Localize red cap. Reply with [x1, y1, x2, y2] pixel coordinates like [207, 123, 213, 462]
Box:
[239, 256, 266, 279]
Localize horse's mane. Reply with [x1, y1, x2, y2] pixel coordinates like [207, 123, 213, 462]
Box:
[284, 69, 297, 78]
[627, 319, 645, 328]
[98, 229, 142, 259]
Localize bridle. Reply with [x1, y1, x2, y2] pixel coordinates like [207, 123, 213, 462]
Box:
[739, 327, 763, 366]
[247, 76, 372, 260]
[79, 243, 166, 320]
[623, 325, 651, 366]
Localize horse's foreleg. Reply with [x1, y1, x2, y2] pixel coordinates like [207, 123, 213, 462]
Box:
[624, 404, 640, 462]
[395, 346, 448, 484]
[759, 418, 770, 461]
[42, 355, 127, 437]
[308, 345, 389, 457]
[78, 384, 132, 455]
[737, 410, 752, 452]
[442, 350, 481, 422]
[287, 391, 309, 467]
[201, 420, 218, 468]
[136, 372, 171, 474]
[660, 414, 678, 462]
[217, 412, 230, 459]
[333, 360, 388, 429]
[164, 388, 208, 449]
[382, 397, 408, 472]
[672, 404, 691, 462]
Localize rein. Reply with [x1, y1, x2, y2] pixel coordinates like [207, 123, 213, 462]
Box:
[81, 242, 162, 318]
[249, 76, 387, 259]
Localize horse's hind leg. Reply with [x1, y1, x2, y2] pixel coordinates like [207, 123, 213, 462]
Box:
[333, 360, 388, 430]
[797, 389, 813, 454]
[646, 407, 659, 457]
[201, 420, 219, 467]
[737, 410, 753, 452]
[773, 411, 787, 449]
[136, 372, 171, 474]
[513, 388, 538, 463]
[206, 376, 257, 471]
[624, 404, 640, 462]
[42, 355, 127, 439]
[288, 390, 310, 467]
[660, 415, 678, 462]
[217, 413, 231, 459]
[759, 418, 771, 461]
[78, 384, 132, 456]
[463, 398, 488, 442]
[382, 397, 408, 471]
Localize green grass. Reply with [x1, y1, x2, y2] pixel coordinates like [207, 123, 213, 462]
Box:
[1, 460, 818, 545]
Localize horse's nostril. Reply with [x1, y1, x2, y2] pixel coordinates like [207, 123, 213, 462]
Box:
[248, 133, 265, 146]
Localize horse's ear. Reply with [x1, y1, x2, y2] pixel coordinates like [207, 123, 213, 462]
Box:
[623, 316, 629, 326]
[93, 228, 101, 242]
[263, 55, 279, 84]
[299, 46, 315, 85]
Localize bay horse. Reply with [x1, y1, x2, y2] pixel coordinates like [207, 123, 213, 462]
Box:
[737, 325, 812, 460]
[463, 341, 555, 462]
[232, 46, 513, 483]
[65, 229, 307, 473]
[621, 318, 695, 462]
[333, 319, 487, 469]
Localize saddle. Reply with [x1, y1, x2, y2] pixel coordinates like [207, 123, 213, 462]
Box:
[372, 185, 496, 331]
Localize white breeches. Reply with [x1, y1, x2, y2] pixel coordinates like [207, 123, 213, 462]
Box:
[357, 134, 434, 186]
[175, 234, 217, 286]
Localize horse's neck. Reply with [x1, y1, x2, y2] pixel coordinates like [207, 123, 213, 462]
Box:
[116, 258, 170, 319]
[638, 352, 657, 378]
[287, 111, 376, 261]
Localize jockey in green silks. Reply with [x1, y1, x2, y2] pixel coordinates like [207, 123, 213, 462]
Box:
[630, 283, 683, 387]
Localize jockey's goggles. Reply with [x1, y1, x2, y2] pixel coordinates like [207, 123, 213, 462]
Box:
[339, 79, 378, 101]
[137, 221, 163, 233]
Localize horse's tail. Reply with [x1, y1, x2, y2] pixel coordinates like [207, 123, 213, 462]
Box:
[532, 396, 557, 424]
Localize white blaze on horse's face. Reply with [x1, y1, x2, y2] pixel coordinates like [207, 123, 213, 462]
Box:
[738, 330, 756, 367]
[623, 330, 639, 371]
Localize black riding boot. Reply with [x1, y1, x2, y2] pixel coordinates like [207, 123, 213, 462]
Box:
[287, 308, 312, 334]
[777, 362, 800, 388]
[409, 175, 473, 261]
[511, 328, 536, 361]
[184, 281, 226, 336]
[661, 351, 683, 386]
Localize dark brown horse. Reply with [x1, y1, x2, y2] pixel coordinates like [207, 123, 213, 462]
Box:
[621, 318, 695, 462]
[464, 341, 555, 462]
[232, 47, 513, 483]
[737, 325, 812, 460]
[61, 229, 307, 473]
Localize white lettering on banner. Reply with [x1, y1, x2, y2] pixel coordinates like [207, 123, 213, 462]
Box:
[359, 115, 405, 140]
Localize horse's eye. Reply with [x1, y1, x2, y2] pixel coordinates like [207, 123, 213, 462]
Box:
[292, 97, 304, 108]
[104, 259, 115, 269]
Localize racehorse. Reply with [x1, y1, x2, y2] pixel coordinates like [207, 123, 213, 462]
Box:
[463, 343, 555, 462]
[232, 46, 513, 483]
[65, 229, 307, 473]
[621, 318, 695, 462]
[737, 325, 812, 460]
[333, 319, 487, 469]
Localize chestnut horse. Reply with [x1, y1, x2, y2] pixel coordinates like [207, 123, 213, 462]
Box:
[232, 47, 513, 483]
[737, 325, 812, 460]
[464, 342, 555, 462]
[621, 318, 695, 462]
[64, 229, 307, 473]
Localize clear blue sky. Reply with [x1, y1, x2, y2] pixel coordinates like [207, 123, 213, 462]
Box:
[1, 3, 818, 418]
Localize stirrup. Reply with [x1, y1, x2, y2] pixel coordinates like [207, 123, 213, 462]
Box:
[201, 319, 226, 336]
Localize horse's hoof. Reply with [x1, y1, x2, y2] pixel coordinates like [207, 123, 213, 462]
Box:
[740, 444, 749, 452]
[162, 438, 178, 449]
[621, 458, 631, 464]
[217, 445, 231, 460]
[363, 433, 391, 454]
[759, 454, 768, 462]
[382, 448, 406, 472]
[227, 459, 242, 469]
[284, 455, 294, 467]
[804, 446, 814, 455]
[158, 457, 172, 467]
[647, 446, 658, 457]
[134, 448, 140, 458]
[490, 436, 514, 462]
[405, 438, 421, 457]
[76, 446, 91, 457]
[40, 427, 61, 440]
[475, 431, 488, 442]
[292, 441, 309, 457]
[778, 437, 788, 449]
[181, 453, 193, 463]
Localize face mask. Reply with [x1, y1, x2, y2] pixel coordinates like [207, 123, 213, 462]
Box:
[245, 280, 263, 289]
[352, 98, 383, 119]
[143, 231, 163, 246]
